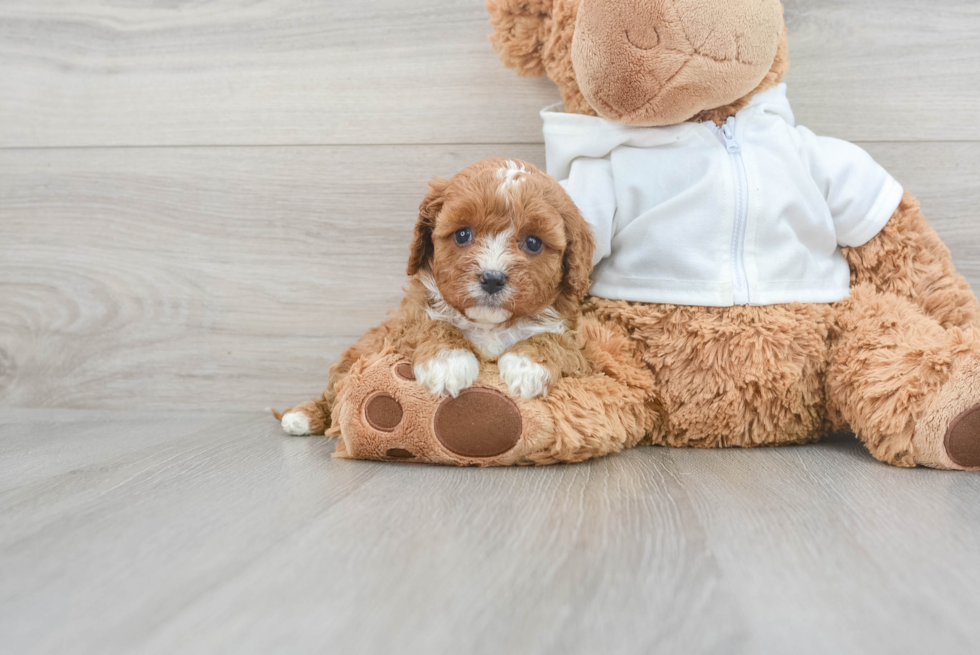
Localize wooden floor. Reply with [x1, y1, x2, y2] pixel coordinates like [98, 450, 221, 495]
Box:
[1, 410, 979, 654]
[3, 0, 980, 652]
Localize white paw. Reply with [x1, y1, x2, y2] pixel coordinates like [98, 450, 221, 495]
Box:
[281, 411, 311, 436]
[414, 350, 480, 397]
[498, 352, 551, 399]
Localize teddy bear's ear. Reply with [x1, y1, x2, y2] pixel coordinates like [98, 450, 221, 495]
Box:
[486, 0, 554, 77]
[407, 177, 451, 276]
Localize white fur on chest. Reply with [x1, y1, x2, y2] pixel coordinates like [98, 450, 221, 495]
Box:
[419, 273, 565, 358]
[457, 318, 562, 358]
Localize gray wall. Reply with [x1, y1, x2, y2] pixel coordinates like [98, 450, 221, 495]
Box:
[2, 0, 979, 411]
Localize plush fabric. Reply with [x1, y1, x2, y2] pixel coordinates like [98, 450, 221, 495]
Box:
[281, 0, 980, 471]
[570, 0, 784, 126]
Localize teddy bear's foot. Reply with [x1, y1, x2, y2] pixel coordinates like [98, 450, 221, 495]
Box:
[945, 404, 980, 468]
[331, 352, 546, 466]
[358, 385, 523, 461]
[911, 357, 980, 471]
[431, 388, 523, 458]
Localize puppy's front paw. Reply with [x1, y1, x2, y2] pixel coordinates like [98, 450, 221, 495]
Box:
[498, 353, 551, 399]
[414, 350, 480, 397]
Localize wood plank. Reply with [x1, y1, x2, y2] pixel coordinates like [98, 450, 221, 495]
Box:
[0, 144, 545, 411]
[1, 0, 978, 148]
[866, 142, 980, 285]
[784, 0, 980, 142]
[0, 408, 236, 492]
[0, 0, 559, 148]
[669, 436, 980, 653]
[2, 142, 978, 411]
[1, 410, 980, 653]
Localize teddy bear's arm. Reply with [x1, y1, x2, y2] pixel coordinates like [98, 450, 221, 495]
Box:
[842, 193, 980, 330]
[486, 0, 552, 77]
[487, 0, 597, 117]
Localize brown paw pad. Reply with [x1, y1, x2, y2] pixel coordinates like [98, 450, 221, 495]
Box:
[945, 403, 980, 468]
[364, 392, 403, 432]
[394, 362, 415, 381]
[434, 388, 522, 458]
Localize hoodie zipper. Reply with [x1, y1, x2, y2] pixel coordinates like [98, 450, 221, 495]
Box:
[717, 117, 750, 305]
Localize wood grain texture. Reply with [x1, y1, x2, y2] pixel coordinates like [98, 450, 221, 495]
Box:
[1, 0, 979, 148]
[783, 0, 980, 142]
[1, 410, 979, 654]
[2, 143, 977, 411]
[0, 144, 545, 410]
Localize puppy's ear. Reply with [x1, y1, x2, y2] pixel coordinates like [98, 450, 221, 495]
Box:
[407, 177, 451, 276]
[487, 0, 553, 77]
[558, 197, 596, 304]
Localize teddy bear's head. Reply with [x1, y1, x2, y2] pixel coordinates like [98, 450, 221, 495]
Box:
[488, 0, 790, 126]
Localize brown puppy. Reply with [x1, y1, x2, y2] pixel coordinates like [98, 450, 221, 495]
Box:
[279, 158, 595, 436]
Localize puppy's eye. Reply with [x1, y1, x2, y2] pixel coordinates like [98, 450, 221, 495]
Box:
[523, 235, 543, 254]
[454, 227, 473, 246]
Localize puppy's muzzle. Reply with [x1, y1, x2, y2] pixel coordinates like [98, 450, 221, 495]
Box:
[479, 270, 508, 296]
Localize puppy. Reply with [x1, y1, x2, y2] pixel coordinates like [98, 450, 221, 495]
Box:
[404, 157, 595, 398]
[278, 158, 594, 436]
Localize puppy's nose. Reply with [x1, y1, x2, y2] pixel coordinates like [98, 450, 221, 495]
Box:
[479, 270, 508, 295]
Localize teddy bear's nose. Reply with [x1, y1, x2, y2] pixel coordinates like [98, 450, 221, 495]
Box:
[625, 23, 659, 50]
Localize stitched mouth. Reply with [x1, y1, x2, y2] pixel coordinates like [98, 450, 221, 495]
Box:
[615, 55, 761, 123]
[584, 49, 689, 119]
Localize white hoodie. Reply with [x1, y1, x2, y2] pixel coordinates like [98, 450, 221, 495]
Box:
[542, 84, 904, 307]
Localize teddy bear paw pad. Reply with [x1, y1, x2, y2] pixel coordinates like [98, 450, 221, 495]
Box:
[945, 403, 980, 468]
[433, 387, 522, 458]
[394, 362, 416, 381]
[364, 392, 403, 432]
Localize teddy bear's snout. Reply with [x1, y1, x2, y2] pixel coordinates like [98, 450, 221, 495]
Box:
[571, 0, 784, 126]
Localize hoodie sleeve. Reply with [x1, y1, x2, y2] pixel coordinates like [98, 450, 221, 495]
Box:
[796, 126, 905, 248]
[559, 157, 618, 266]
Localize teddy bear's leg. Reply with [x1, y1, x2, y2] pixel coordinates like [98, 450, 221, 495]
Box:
[827, 283, 980, 470]
[843, 193, 980, 330]
[328, 350, 534, 465]
[526, 313, 662, 464]
[276, 321, 393, 436]
[330, 313, 660, 466]
[585, 298, 834, 449]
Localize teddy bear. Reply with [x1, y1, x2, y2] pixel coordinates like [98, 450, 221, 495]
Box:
[282, 0, 980, 470]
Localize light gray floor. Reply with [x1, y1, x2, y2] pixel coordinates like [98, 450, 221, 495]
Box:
[2, 409, 980, 654]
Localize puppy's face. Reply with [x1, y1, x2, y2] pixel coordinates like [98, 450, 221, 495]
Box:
[408, 159, 594, 325]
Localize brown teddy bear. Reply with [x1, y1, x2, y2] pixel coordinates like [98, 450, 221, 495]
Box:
[281, 0, 980, 470]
